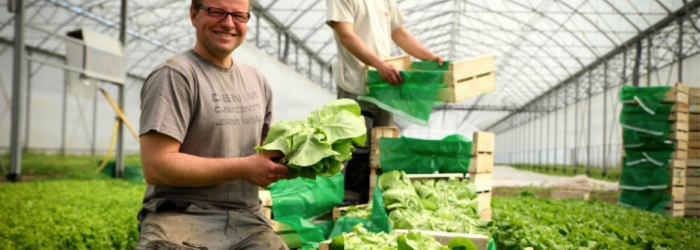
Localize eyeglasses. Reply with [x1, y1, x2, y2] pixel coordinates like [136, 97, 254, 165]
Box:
[197, 5, 250, 23]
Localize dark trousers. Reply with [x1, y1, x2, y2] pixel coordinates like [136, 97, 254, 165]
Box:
[337, 87, 393, 204]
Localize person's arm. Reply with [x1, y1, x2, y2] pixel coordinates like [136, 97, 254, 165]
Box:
[140, 132, 288, 188]
[330, 22, 403, 85]
[391, 26, 444, 66]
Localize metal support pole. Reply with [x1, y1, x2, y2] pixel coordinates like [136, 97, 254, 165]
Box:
[554, 87, 559, 172]
[678, 18, 683, 83]
[564, 84, 568, 172]
[8, 0, 26, 182]
[91, 85, 98, 156]
[277, 30, 281, 59]
[115, 0, 127, 178]
[546, 96, 551, 171]
[574, 78, 579, 174]
[539, 112, 544, 170]
[603, 62, 608, 176]
[647, 36, 652, 86]
[24, 51, 31, 152]
[61, 70, 68, 156]
[633, 40, 642, 87]
[308, 53, 312, 77]
[587, 72, 592, 176]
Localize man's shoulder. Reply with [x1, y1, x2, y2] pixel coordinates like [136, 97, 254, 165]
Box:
[234, 61, 266, 80]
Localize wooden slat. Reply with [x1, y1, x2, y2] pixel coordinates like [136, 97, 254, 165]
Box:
[469, 153, 494, 174]
[676, 141, 688, 151]
[669, 168, 686, 187]
[689, 149, 700, 159]
[470, 173, 493, 192]
[672, 83, 690, 93]
[365, 55, 411, 72]
[665, 201, 685, 210]
[320, 231, 490, 250]
[259, 190, 272, 207]
[406, 173, 465, 181]
[370, 126, 400, 169]
[670, 159, 687, 169]
[689, 159, 700, 167]
[663, 88, 689, 104]
[448, 55, 495, 84]
[479, 208, 492, 220]
[685, 208, 700, 216]
[691, 132, 700, 141]
[688, 186, 700, 195]
[689, 167, 700, 177]
[472, 132, 495, 153]
[689, 104, 699, 114]
[477, 191, 492, 212]
[666, 208, 684, 217]
[332, 204, 369, 220]
[673, 150, 688, 160]
[689, 141, 700, 149]
[685, 202, 700, 210]
[666, 186, 686, 203]
[669, 112, 689, 122]
[672, 122, 689, 132]
[667, 131, 689, 141]
[436, 72, 496, 102]
[688, 176, 700, 186]
[691, 114, 700, 125]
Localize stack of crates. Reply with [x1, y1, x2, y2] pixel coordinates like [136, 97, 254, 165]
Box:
[469, 132, 495, 220]
[686, 87, 700, 218]
[663, 83, 690, 217]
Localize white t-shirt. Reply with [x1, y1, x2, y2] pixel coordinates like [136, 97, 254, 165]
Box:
[326, 0, 405, 95]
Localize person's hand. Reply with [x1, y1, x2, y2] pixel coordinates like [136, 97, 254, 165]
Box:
[376, 62, 403, 86]
[243, 151, 289, 187]
[427, 54, 444, 66]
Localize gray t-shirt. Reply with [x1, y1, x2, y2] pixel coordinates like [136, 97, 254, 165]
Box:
[139, 50, 273, 211]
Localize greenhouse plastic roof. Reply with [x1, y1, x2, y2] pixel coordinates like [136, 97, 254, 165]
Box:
[0, 0, 698, 129]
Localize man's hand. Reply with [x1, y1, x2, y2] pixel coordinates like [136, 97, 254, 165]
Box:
[377, 62, 403, 85]
[243, 151, 289, 187]
[428, 55, 445, 66]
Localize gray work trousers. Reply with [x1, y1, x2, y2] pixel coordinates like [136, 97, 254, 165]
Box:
[136, 204, 288, 250]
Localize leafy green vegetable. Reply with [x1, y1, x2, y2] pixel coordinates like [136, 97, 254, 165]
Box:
[343, 204, 373, 220]
[334, 224, 448, 250]
[256, 99, 367, 179]
[492, 196, 700, 250]
[447, 237, 477, 250]
[378, 171, 491, 235]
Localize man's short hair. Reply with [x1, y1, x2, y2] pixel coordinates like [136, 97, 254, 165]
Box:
[192, 0, 200, 6]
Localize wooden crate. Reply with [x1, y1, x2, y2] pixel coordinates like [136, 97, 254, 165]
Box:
[670, 159, 687, 169]
[690, 141, 700, 149]
[472, 132, 495, 154]
[365, 55, 412, 73]
[551, 189, 590, 200]
[689, 159, 700, 168]
[690, 104, 699, 114]
[685, 208, 700, 217]
[666, 208, 685, 217]
[670, 112, 690, 122]
[691, 114, 700, 124]
[479, 208, 492, 220]
[669, 168, 686, 187]
[318, 231, 490, 250]
[369, 126, 400, 169]
[476, 190, 492, 212]
[435, 55, 496, 103]
[690, 87, 699, 105]
[666, 186, 686, 203]
[691, 132, 700, 141]
[667, 131, 689, 141]
[689, 149, 700, 159]
[676, 141, 689, 151]
[469, 173, 493, 193]
[660, 83, 690, 104]
[469, 153, 494, 174]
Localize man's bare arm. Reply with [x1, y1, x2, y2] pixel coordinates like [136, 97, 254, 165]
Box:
[392, 26, 444, 65]
[331, 21, 403, 85]
[140, 132, 288, 188]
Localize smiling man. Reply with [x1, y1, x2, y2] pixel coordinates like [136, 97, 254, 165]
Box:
[135, 0, 289, 249]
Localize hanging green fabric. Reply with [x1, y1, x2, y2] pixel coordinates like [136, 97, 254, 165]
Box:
[411, 61, 452, 71]
[619, 150, 672, 190]
[618, 189, 671, 215]
[269, 173, 344, 219]
[379, 134, 472, 174]
[359, 70, 445, 126]
[619, 85, 671, 113]
[620, 104, 674, 146]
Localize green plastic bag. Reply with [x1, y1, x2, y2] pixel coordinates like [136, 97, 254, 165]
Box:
[619, 85, 671, 113]
[359, 70, 445, 126]
[380, 134, 472, 174]
[411, 61, 452, 71]
[620, 104, 674, 146]
[619, 151, 671, 190]
[269, 173, 344, 219]
[618, 189, 671, 215]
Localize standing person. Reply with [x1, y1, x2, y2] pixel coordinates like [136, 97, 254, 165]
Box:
[326, 0, 444, 204]
[136, 0, 289, 249]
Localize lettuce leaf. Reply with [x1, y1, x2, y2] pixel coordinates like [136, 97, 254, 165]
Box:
[255, 99, 366, 179]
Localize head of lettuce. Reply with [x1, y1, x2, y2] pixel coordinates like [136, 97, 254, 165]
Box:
[255, 99, 367, 179]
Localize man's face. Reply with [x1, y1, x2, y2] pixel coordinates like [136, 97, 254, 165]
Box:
[190, 0, 249, 57]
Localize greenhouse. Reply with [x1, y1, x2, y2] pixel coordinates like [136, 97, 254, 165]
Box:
[1, 0, 699, 249]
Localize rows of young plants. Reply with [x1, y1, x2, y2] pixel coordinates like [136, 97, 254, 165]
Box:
[492, 195, 700, 250]
[0, 179, 145, 249]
